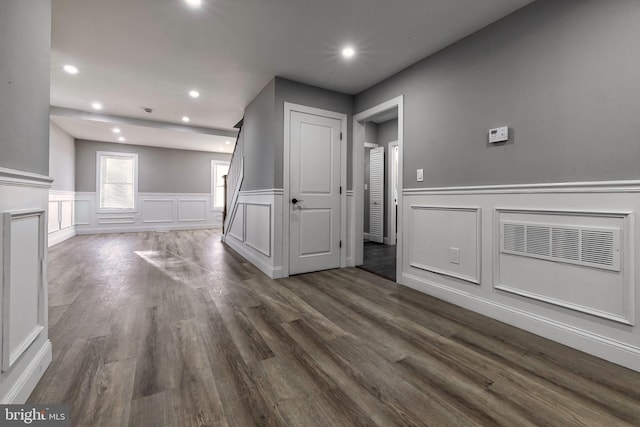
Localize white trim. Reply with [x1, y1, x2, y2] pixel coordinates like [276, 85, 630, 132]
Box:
[0, 167, 53, 188]
[364, 142, 379, 149]
[0, 339, 52, 404]
[403, 180, 640, 195]
[283, 103, 348, 277]
[239, 188, 284, 196]
[211, 160, 230, 211]
[401, 272, 640, 372]
[96, 151, 139, 213]
[353, 95, 404, 282]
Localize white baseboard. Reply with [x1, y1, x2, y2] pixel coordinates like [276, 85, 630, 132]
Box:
[1, 340, 52, 404]
[224, 235, 283, 279]
[76, 224, 220, 235]
[48, 226, 76, 247]
[401, 272, 640, 372]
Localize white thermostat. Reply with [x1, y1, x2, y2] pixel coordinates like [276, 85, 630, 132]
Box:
[489, 126, 509, 143]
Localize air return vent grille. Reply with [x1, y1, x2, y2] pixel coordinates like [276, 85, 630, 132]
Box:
[501, 221, 620, 271]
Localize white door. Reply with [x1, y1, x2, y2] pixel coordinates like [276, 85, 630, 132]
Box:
[388, 142, 399, 245]
[289, 111, 342, 275]
[369, 147, 384, 243]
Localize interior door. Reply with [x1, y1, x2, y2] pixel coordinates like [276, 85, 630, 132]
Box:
[289, 110, 342, 275]
[369, 147, 384, 243]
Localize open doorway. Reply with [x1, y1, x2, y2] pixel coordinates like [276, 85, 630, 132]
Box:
[352, 96, 404, 283]
[361, 111, 398, 280]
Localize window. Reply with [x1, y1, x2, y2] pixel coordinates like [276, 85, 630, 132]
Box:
[97, 151, 138, 211]
[211, 161, 230, 210]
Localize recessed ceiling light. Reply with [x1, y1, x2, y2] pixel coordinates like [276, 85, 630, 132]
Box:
[189, 90, 200, 98]
[112, 127, 121, 134]
[225, 140, 231, 145]
[185, 0, 202, 8]
[118, 136, 126, 142]
[92, 102, 103, 110]
[63, 65, 79, 74]
[341, 46, 356, 59]
[182, 116, 190, 123]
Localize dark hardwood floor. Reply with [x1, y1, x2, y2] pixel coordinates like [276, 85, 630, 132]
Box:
[360, 241, 396, 281]
[29, 229, 640, 426]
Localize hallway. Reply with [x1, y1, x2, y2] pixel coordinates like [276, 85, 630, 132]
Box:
[29, 230, 640, 426]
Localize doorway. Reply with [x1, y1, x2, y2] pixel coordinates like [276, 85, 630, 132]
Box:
[352, 96, 404, 282]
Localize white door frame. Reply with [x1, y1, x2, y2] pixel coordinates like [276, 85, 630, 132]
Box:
[283, 102, 348, 277]
[352, 95, 404, 281]
[388, 141, 399, 246]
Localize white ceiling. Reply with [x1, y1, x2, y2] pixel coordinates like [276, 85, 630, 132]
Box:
[50, 0, 534, 150]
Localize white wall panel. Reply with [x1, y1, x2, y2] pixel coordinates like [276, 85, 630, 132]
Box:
[142, 199, 174, 223]
[178, 199, 207, 222]
[229, 203, 245, 242]
[73, 193, 221, 233]
[401, 180, 640, 373]
[222, 190, 282, 279]
[245, 203, 271, 257]
[0, 168, 52, 404]
[408, 206, 480, 284]
[495, 209, 632, 325]
[59, 201, 73, 229]
[3, 211, 45, 372]
[47, 202, 59, 233]
[74, 199, 92, 226]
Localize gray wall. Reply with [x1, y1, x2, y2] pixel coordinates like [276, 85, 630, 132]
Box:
[355, 0, 640, 188]
[241, 79, 276, 191]
[76, 140, 231, 193]
[49, 122, 75, 191]
[275, 77, 354, 189]
[240, 77, 355, 191]
[0, 0, 51, 176]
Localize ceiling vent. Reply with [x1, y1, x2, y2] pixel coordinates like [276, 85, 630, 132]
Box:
[501, 221, 621, 272]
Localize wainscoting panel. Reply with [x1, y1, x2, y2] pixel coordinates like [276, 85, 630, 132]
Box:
[142, 199, 174, 223]
[2, 211, 45, 372]
[74, 199, 92, 226]
[0, 167, 52, 403]
[74, 193, 221, 234]
[60, 201, 73, 230]
[178, 199, 207, 222]
[245, 203, 271, 257]
[495, 209, 632, 325]
[401, 181, 640, 372]
[222, 190, 282, 279]
[47, 202, 59, 234]
[408, 206, 480, 284]
[48, 191, 76, 246]
[229, 203, 245, 242]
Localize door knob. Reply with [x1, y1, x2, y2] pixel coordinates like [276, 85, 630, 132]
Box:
[291, 198, 303, 204]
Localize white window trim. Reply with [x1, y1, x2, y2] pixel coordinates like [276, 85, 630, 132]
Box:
[96, 151, 139, 213]
[211, 160, 230, 211]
